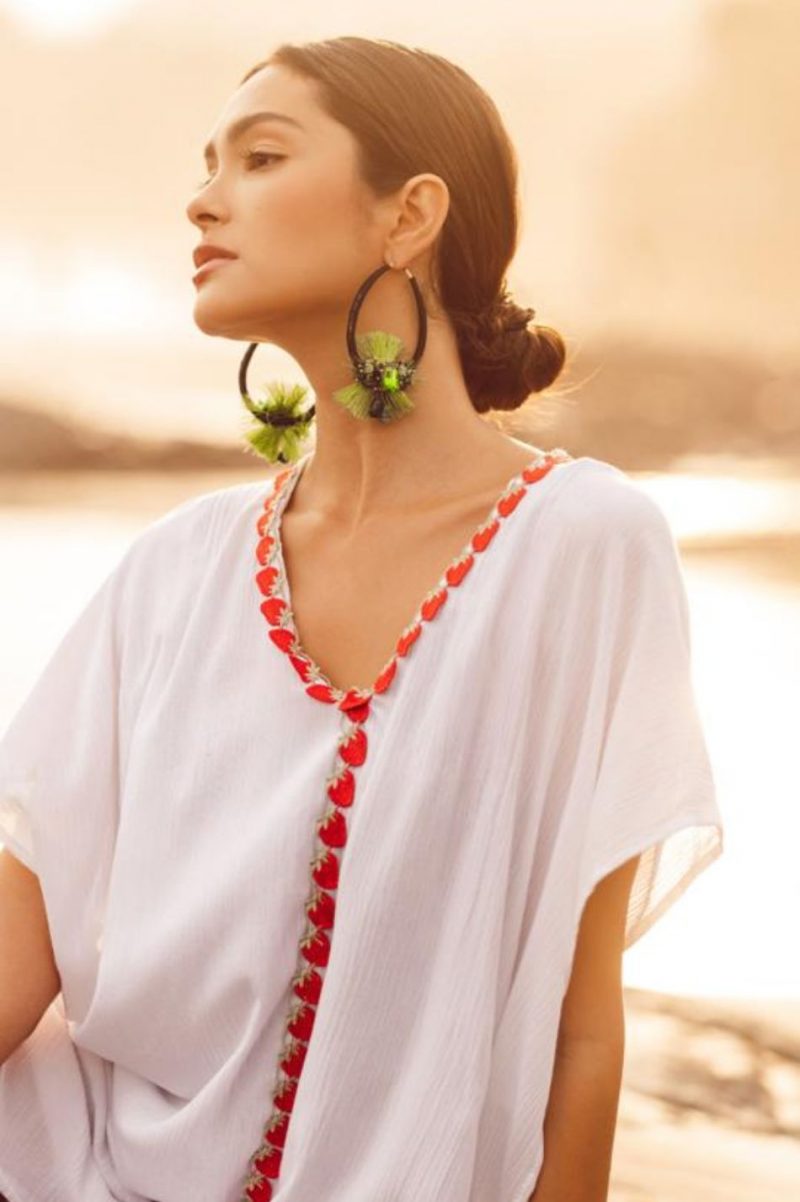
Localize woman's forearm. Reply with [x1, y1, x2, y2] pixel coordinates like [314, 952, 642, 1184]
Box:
[528, 1033, 625, 1202]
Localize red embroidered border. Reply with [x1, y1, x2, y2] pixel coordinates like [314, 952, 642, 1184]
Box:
[240, 448, 571, 1200]
[255, 448, 572, 710]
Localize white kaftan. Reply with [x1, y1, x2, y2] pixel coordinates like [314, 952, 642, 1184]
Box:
[0, 448, 724, 1202]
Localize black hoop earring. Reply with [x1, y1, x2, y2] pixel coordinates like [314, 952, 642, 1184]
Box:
[332, 264, 428, 423]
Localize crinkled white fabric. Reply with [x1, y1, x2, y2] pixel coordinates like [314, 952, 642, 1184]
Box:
[0, 454, 724, 1202]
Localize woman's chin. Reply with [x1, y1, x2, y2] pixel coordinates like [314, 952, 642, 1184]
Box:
[190, 300, 242, 337]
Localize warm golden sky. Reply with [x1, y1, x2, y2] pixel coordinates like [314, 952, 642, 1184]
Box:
[2, 0, 701, 39]
[0, 0, 795, 440]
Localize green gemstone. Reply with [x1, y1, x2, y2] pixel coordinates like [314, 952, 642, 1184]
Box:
[381, 366, 399, 391]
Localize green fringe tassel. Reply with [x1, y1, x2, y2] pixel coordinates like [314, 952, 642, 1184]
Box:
[356, 329, 404, 362]
[240, 379, 313, 464]
[332, 329, 417, 423]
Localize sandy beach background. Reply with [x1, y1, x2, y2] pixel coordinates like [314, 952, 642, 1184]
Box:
[616, 990, 800, 1201]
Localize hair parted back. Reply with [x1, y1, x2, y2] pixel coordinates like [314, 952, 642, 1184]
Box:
[240, 36, 567, 415]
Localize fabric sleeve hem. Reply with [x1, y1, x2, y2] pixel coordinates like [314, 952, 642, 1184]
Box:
[575, 810, 724, 953]
[0, 835, 37, 875]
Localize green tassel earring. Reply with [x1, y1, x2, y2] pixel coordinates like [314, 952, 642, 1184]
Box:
[236, 262, 428, 464]
[333, 264, 428, 424]
[238, 344, 316, 466]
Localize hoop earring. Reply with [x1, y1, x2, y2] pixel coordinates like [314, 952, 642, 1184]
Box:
[238, 345, 316, 466]
[235, 263, 428, 464]
[332, 263, 428, 423]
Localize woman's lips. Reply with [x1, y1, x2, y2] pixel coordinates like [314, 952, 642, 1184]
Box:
[192, 257, 238, 283]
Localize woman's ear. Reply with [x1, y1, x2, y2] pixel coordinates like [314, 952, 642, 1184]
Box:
[386, 173, 450, 267]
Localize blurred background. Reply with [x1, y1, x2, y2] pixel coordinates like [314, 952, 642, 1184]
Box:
[0, 1, 798, 1198]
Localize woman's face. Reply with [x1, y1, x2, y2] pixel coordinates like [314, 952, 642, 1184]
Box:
[186, 64, 383, 343]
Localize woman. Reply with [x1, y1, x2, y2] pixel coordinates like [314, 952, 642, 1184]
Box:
[0, 35, 723, 1202]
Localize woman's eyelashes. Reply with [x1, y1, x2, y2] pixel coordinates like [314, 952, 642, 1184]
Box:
[194, 151, 285, 190]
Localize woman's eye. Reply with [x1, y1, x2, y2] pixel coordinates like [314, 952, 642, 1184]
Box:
[194, 151, 283, 189]
[242, 151, 284, 170]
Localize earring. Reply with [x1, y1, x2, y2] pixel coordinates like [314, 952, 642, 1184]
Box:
[238, 343, 316, 465]
[235, 261, 428, 464]
[332, 263, 428, 423]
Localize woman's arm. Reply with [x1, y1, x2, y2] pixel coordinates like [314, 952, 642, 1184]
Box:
[528, 853, 640, 1202]
[0, 846, 61, 1066]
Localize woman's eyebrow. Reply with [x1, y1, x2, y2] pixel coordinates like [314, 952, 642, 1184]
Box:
[203, 111, 305, 163]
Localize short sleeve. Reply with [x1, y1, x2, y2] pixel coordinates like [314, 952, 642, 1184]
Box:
[0, 557, 124, 880]
[0, 482, 224, 892]
[572, 480, 724, 950]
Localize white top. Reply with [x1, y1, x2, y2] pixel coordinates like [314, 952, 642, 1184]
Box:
[0, 449, 724, 1202]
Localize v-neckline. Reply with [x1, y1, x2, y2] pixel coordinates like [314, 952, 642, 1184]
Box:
[254, 446, 573, 711]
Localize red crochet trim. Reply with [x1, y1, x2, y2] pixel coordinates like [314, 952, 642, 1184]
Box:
[240, 447, 572, 1200]
[254, 447, 572, 711]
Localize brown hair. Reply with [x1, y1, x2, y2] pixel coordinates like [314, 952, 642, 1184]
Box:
[240, 36, 567, 414]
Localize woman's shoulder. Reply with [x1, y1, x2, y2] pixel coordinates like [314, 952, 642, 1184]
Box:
[542, 454, 676, 554]
[131, 475, 271, 549]
[531, 454, 689, 660]
[112, 475, 274, 596]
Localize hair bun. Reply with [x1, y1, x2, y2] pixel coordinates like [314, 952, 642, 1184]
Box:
[499, 302, 536, 335]
[483, 292, 535, 336]
[458, 291, 566, 413]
